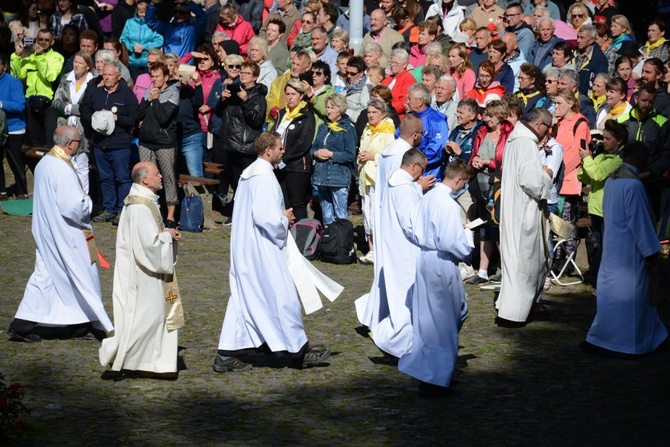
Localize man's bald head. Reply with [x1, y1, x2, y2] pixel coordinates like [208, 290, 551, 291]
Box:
[131, 162, 163, 193]
[399, 114, 423, 138]
[53, 125, 81, 155]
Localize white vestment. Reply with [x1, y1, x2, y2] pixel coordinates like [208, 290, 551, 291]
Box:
[355, 137, 412, 328]
[218, 158, 308, 354]
[399, 183, 474, 387]
[99, 183, 179, 373]
[371, 168, 422, 357]
[496, 122, 552, 322]
[14, 152, 113, 331]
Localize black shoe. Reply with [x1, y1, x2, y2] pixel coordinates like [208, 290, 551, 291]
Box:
[466, 276, 488, 285]
[93, 210, 115, 223]
[489, 273, 502, 283]
[417, 381, 453, 398]
[213, 355, 252, 372]
[111, 213, 121, 226]
[302, 346, 330, 368]
[7, 329, 41, 343]
[495, 316, 527, 328]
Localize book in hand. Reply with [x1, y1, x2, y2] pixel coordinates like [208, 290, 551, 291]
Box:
[466, 218, 487, 230]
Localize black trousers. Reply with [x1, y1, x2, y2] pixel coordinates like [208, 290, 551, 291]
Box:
[9, 318, 92, 338]
[0, 134, 28, 196]
[278, 170, 311, 221]
[26, 99, 49, 147]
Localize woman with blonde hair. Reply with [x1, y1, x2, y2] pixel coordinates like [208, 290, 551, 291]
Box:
[610, 14, 634, 50]
[448, 43, 476, 99]
[357, 99, 396, 264]
[567, 3, 592, 31]
[459, 18, 477, 47]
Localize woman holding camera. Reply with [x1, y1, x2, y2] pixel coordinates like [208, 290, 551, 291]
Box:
[578, 120, 627, 279]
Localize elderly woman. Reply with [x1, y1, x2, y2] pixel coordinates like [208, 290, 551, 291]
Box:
[411, 42, 443, 82]
[311, 93, 358, 226]
[363, 42, 383, 71]
[466, 60, 506, 108]
[516, 63, 551, 120]
[382, 48, 416, 119]
[50, 51, 95, 189]
[331, 28, 350, 53]
[643, 20, 669, 61]
[213, 61, 267, 210]
[247, 36, 277, 90]
[577, 119, 627, 279]
[466, 100, 514, 285]
[551, 88, 591, 274]
[594, 77, 631, 131]
[590, 73, 609, 111]
[610, 14, 635, 50]
[271, 78, 316, 221]
[448, 42, 476, 100]
[567, 2, 592, 31]
[357, 99, 395, 264]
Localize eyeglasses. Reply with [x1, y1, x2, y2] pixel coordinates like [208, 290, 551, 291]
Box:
[414, 130, 428, 137]
[240, 71, 253, 76]
[414, 162, 427, 174]
[302, 20, 313, 24]
[518, 75, 530, 81]
[503, 13, 521, 18]
[546, 79, 557, 84]
[312, 71, 324, 76]
[346, 70, 359, 77]
[539, 122, 552, 129]
[572, 14, 585, 18]
[227, 64, 241, 69]
[70, 139, 81, 144]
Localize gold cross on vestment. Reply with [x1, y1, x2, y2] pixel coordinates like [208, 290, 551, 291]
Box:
[165, 291, 178, 304]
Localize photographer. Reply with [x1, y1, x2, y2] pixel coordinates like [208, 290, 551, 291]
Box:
[577, 120, 628, 281]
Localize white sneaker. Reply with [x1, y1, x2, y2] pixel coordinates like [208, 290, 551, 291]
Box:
[359, 251, 374, 264]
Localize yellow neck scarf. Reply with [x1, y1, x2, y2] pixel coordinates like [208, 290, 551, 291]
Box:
[368, 118, 395, 136]
[607, 101, 628, 120]
[646, 37, 667, 53]
[284, 101, 308, 121]
[590, 93, 606, 110]
[517, 90, 541, 106]
[327, 120, 346, 133]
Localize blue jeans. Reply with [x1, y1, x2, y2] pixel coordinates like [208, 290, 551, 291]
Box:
[94, 146, 131, 215]
[181, 132, 204, 177]
[318, 185, 349, 225]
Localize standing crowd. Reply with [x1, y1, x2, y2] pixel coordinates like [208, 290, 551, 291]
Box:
[3, 0, 669, 397]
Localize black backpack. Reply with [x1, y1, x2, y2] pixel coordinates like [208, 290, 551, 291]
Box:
[290, 218, 323, 260]
[318, 218, 356, 264]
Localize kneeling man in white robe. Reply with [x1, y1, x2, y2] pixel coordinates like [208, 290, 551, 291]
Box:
[99, 162, 183, 379]
[214, 132, 331, 372]
[584, 142, 668, 356]
[8, 125, 113, 342]
[399, 159, 475, 398]
[371, 149, 426, 358]
[496, 109, 554, 326]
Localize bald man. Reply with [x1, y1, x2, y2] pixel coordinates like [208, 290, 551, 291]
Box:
[100, 161, 183, 380]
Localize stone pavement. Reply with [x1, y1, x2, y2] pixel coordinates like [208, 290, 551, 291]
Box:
[0, 212, 669, 446]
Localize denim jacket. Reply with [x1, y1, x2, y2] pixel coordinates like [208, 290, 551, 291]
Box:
[310, 115, 357, 188]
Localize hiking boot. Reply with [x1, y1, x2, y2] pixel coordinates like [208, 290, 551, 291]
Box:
[302, 346, 331, 368]
[466, 275, 488, 285]
[489, 273, 502, 283]
[93, 210, 115, 223]
[213, 355, 252, 372]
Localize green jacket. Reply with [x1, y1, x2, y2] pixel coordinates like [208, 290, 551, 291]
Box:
[10, 48, 64, 99]
[308, 84, 334, 129]
[578, 147, 624, 217]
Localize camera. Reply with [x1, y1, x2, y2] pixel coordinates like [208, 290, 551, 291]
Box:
[589, 137, 605, 156]
[23, 37, 34, 47]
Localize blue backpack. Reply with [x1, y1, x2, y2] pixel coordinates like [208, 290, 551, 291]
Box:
[179, 194, 204, 233]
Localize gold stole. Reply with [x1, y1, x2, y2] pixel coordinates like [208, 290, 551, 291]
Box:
[124, 194, 184, 332]
[46, 146, 100, 265]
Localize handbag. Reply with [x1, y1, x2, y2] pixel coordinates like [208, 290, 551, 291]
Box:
[468, 171, 490, 202]
[28, 95, 52, 116]
[179, 185, 204, 232]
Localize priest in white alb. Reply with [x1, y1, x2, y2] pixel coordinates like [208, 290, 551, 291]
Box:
[99, 162, 183, 379]
[399, 159, 475, 398]
[355, 115, 428, 330]
[7, 126, 113, 342]
[214, 132, 331, 372]
[495, 109, 553, 326]
[371, 149, 426, 358]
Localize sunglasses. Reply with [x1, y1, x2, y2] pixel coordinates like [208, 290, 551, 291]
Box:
[346, 71, 359, 76]
[227, 64, 241, 69]
[572, 14, 585, 18]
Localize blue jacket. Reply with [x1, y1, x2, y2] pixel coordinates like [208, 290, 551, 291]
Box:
[447, 120, 482, 164]
[311, 116, 357, 188]
[0, 72, 26, 132]
[573, 45, 610, 97]
[120, 15, 164, 69]
[81, 84, 139, 149]
[146, 1, 207, 57]
[528, 35, 564, 70]
[409, 107, 450, 181]
[494, 63, 515, 95]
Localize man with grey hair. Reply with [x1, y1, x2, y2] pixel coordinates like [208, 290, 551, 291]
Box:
[7, 125, 113, 342]
[310, 26, 338, 77]
[82, 61, 139, 225]
[573, 24, 609, 96]
[496, 108, 554, 327]
[406, 83, 450, 181]
[359, 9, 404, 68]
[528, 16, 563, 70]
[557, 68, 596, 126]
[432, 74, 458, 131]
[501, 32, 527, 92]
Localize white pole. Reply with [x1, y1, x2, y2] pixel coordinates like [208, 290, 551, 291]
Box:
[349, 0, 364, 55]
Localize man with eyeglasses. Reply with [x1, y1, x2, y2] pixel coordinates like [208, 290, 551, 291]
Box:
[344, 56, 370, 122]
[146, 0, 207, 57]
[496, 108, 555, 328]
[501, 3, 534, 59]
[7, 126, 113, 343]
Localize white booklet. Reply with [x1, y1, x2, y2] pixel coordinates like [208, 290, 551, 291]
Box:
[466, 218, 487, 230]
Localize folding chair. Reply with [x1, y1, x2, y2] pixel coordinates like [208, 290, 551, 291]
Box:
[549, 214, 584, 286]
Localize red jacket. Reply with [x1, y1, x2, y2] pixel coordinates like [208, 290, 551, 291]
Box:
[381, 70, 416, 119]
[216, 15, 255, 56]
[470, 119, 514, 173]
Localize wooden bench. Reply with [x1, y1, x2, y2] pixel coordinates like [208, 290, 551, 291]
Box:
[178, 174, 220, 229]
[203, 162, 224, 176]
[25, 147, 49, 160]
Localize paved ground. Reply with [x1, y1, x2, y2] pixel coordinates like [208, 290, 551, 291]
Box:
[1, 210, 669, 447]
